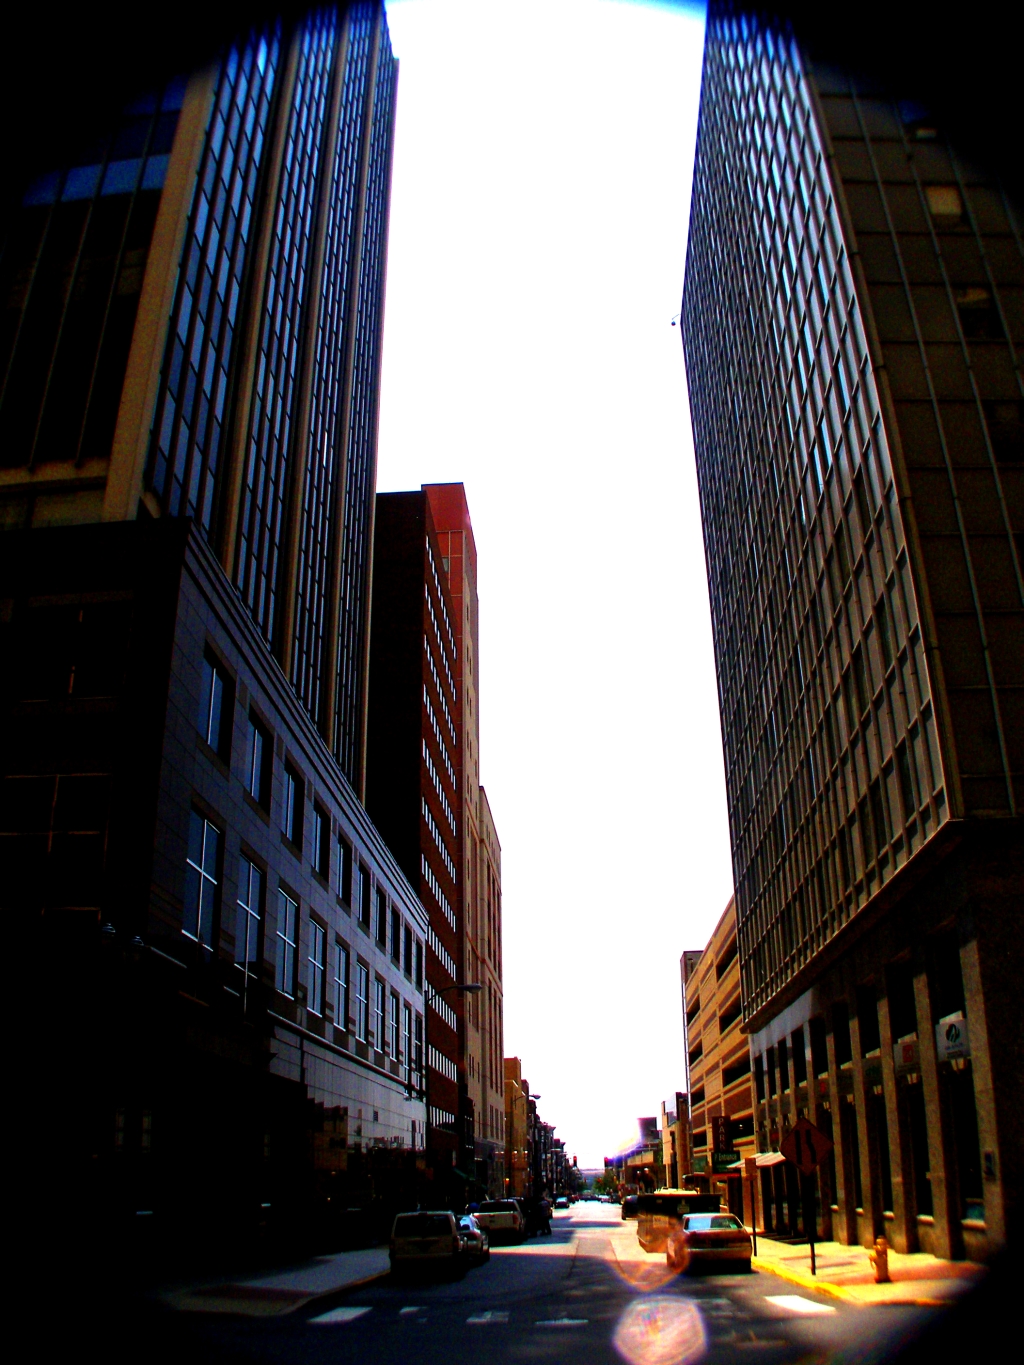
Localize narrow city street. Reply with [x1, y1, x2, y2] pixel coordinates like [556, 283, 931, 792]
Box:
[149, 1202, 942, 1365]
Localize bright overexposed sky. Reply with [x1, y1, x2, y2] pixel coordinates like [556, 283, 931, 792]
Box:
[377, 0, 732, 1168]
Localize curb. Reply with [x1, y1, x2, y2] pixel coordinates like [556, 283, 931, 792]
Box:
[750, 1257, 960, 1308]
[751, 1256, 858, 1303]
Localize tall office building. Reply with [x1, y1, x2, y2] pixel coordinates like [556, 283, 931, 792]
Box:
[1, 4, 428, 1239]
[683, 3, 1021, 1261]
[366, 489, 465, 1172]
[366, 483, 505, 1195]
[1, 1, 394, 789]
[424, 484, 505, 1194]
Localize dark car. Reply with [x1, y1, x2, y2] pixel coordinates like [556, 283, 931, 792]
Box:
[666, 1212, 752, 1273]
[621, 1194, 639, 1221]
[389, 1211, 468, 1278]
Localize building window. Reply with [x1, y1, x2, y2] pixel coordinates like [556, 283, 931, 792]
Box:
[308, 919, 325, 1016]
[356, 863, 370, 928]
[235, 855, 263, 984]
[374, 977, 385, 1052]
[184, 810, 221, 948]
[200, 652, 231, 758]
[355, 962, 369, 1042]
[403, 923, 413, 978]
[283, 764, 303, 849]
[245, 712, 270, 806]
[275, 890, 298, 997]
[337, 836, 352, 905]
[415, 939, 424, 990]
[403, 1002, 412, 1084]
[311, 804, 329, 880]
[924, 184, 963, 222]
[375, 888, 387, 947]
[389, 990, 400, 1058]
[390, 905, 401, 964]
[415, 1012, 424, 1085]
[334, 942, 350, 1031]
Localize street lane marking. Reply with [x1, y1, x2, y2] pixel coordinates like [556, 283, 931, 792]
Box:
[536, 1318, 589, 1327]
[467, 1311, 509, 1324]
[765, 1295, 837, 1315]
[399, 1307, 423, 1315]
[309, 1306, 372, 1325]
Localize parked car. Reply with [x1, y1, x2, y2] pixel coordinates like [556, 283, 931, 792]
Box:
[458, 1214, 490, 1266]
[554, 1195, 570, 1209]
[390, 1210, 468, 1277]
[621, 1194, 639, 1220]
[474, 1198, 527, 1243]
[635, 1190, 720, 1252]
[666, 1212, 752, 1273]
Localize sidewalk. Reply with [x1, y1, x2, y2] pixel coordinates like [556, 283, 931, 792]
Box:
[750, 1235, 986, 1306]
[161, 1246, 391, 1317]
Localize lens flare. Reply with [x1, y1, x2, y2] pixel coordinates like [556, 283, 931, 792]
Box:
[613, 1296, 707, 1365]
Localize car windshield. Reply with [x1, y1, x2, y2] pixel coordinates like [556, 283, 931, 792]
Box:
[684, 1214, 744, 1230]
[393, 1214, 452, 1236]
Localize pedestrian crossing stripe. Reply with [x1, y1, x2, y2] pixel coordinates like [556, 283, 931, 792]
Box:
[467, 1311, 509, 1324]
[536, 1318, 588, 1327]
[765, 1295, 836, 1315]
[309, 1306, 373, 1325]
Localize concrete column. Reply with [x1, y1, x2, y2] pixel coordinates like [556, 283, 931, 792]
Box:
[960, 936, 1005, 1250]
[913, 967, 960, 1259]
[876, 991, 915, 1252]
[848, 1010, 879, 1245]
[825, 1019, 857, 1244]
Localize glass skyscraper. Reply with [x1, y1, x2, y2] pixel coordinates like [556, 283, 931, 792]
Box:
[684, 2, 1020, 1264]
[1, 1, 395, 790]
[1, 4, 431, 1242]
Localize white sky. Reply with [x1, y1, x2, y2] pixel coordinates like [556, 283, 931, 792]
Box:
[376, 0, 733, 1168]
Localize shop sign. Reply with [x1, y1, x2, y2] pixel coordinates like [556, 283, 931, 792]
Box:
[935, 1016, 970, 1062]
[712, 1150, 739, 1172]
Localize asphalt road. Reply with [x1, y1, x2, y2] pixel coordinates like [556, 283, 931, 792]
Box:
[145, 1201, 942, 1365]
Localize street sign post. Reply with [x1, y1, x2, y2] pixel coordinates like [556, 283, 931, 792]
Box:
[780, 1117, 834, 1276]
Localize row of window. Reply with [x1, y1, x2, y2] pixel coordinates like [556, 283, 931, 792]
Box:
[423, 685, 457, 783]
[424, 538, 456, 658]
[422, 739, 457, 831]
[199, 648, 426, 981]
[422, 798, 457, 881]
[185, 809, 424, 1079]
[424, 645, 456, 731]
[420, 855, 456, 932]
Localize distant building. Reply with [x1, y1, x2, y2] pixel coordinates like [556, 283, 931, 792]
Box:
[504, 1057, 531, 1196]
[682, 898, 755, 1219]
[660, 1095, 692, 1189]
[683, 3, 1022, 1259]
[366, 490, 464, 1177]
[424, 485, 506, 1195]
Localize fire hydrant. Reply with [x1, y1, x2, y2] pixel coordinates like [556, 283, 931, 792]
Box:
[869, 1237, 891, 1284]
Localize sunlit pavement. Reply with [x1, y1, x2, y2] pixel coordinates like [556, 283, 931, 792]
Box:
[152, 1202, 943, 1365]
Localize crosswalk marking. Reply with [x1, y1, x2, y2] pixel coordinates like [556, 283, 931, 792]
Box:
[399, 1307, 423, 1316]
[467, 1311, 509, 1324]
[765, 1295, 837, 1315]
[309, 1306, 372, 1325]
[536, 1318, 588, 1327]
